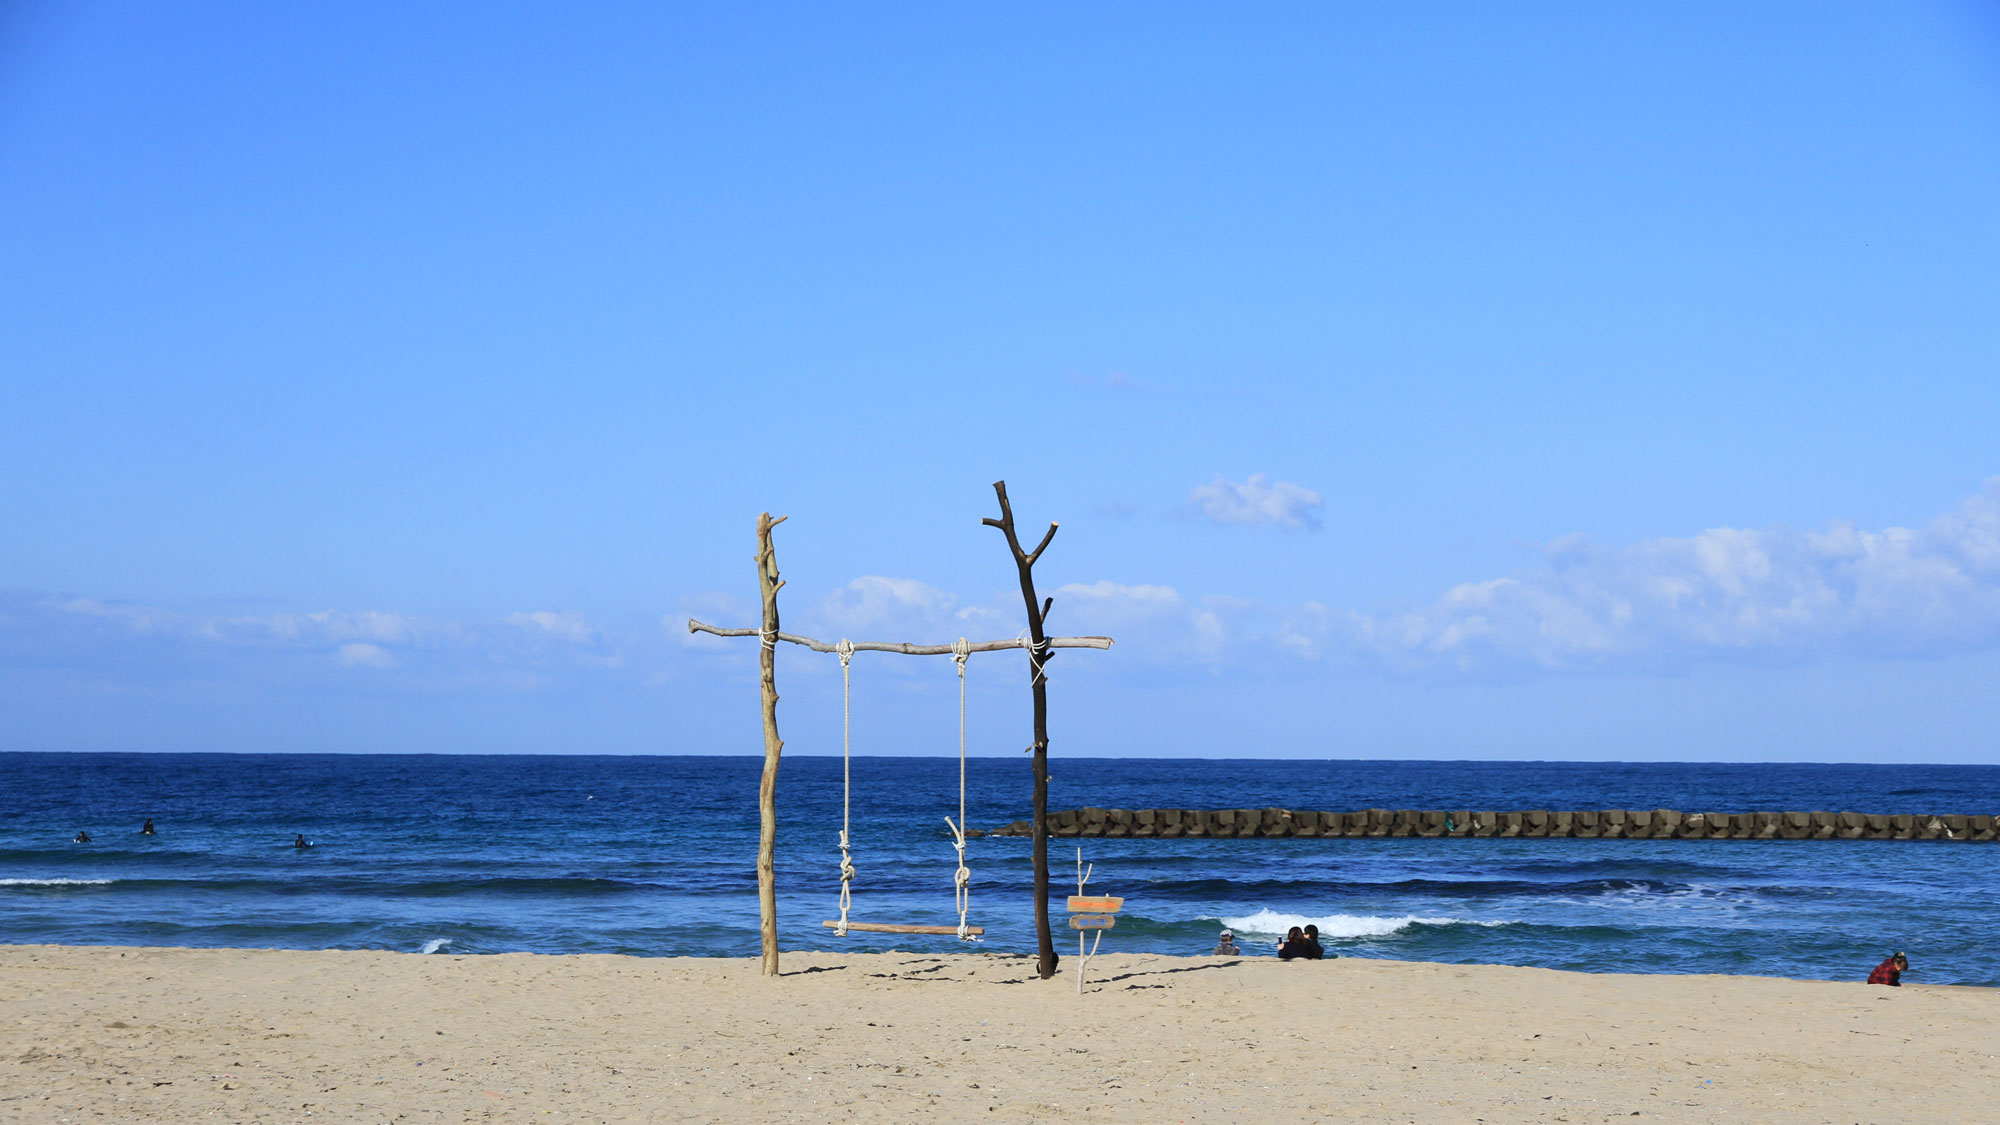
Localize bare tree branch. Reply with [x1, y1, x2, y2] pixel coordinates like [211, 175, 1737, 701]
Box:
[1026, 521, 1059, 565]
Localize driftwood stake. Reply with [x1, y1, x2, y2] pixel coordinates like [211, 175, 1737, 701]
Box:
[755, 512, 787, 977]
[982, 480, 1062, 980]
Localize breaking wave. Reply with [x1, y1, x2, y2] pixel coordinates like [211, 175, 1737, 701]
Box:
[1213, 909, 1512, 939]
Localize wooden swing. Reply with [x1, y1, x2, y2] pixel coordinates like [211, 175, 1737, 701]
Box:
[821, 637, 984, 939]
[685, 488, 1117, 977]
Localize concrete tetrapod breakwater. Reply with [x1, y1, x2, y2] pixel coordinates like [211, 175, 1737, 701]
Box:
[980, 808, 2000, 841]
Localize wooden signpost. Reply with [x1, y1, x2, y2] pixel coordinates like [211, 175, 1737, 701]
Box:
[1067, 851, 1123, 994]
[1066, 896, 1124, 914]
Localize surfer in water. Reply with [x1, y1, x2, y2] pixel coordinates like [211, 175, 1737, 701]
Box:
[73, 830, 91, 844]
[140, 818, 155, 835]
[292, 833, 313, 849]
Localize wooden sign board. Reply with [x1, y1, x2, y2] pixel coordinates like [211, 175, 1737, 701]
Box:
[1066, 895, 1123, 913]
[1068, 914, 1116, 930]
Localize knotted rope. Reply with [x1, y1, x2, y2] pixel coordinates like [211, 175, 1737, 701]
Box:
[1016, 630, 1052, 754]
[1020, 630, 1050, 686]
[833, 638, 855, 936]
[944, 637, 978, 941]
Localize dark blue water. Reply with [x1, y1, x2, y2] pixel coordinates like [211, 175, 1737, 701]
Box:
[2, 754, 1994, 985]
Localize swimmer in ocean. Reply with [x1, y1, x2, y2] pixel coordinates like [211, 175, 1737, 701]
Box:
[140, 818, 155, 835]
[293, 833, 313, 849]
[74, 830, 91, 843]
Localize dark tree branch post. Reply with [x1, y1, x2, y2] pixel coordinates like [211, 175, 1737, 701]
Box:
[754, 512, 787, 977]
[982, 479, 1063, 980]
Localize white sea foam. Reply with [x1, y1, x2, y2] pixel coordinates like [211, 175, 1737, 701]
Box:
[1212, 909, 1510, 939]
[0, 878, 114, 886]
[420, 938, 453, 954]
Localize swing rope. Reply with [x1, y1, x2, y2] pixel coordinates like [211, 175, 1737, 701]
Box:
[828, 637, 980, 941]
[944, 637, 977, 941]
[833, 638, 855, 937]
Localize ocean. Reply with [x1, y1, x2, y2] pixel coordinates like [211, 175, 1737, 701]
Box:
[2, 753, 1994, 986]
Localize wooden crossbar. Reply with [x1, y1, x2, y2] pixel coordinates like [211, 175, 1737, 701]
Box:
[822, 921, 986, 936]
[689, 619, 1112, 655]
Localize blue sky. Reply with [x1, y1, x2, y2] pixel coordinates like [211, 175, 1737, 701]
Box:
[3, 2, 1998, 760]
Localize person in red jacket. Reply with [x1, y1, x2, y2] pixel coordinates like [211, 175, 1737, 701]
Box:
[1867, 952, 1908, 986]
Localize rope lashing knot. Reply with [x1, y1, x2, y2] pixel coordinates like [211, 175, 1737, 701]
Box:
[1016, 630, 1052, 687]
[759, 626, 779, 651]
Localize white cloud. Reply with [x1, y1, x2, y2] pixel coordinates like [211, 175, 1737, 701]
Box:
[1188, 594, 1260, 656]
[817, 576, 959, 636]
[1041, 480, 2000, 676]
[508, 611, 596, 644]
[3, 591, 647, 709]
[299, 610, 422, 645]
[950, 602, 1018, 633]
[1052, 581, 1183, 630]
[34, 596, 619, 669]
[58, 601, 443, 649]
[1343, 478, 2000, 670]
[336, 642, 395, 668]
[59, 599, 178, 634]
[1188, 473, 1325, 530]
[25, 482, 2000, 692]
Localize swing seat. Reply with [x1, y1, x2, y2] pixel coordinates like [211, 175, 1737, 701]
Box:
[821, 921, 985, 936]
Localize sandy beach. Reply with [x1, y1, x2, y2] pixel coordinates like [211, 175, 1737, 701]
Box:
[2, 944, 1992, 1124]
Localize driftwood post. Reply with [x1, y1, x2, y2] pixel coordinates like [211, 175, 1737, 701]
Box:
[982, 480, 1062, 980]
[755, 512, 787, 977]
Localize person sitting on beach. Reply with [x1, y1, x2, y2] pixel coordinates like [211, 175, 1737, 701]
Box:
[1277, 925, 1320, 960]
[1212, 929, 1240, 956]
[1867, 952, 1908, 986]
[140, 818, 155, 835]
[1301, 924, 1329, 960]
[293, 834, 313, 849]
[73, 830, 91, 843]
